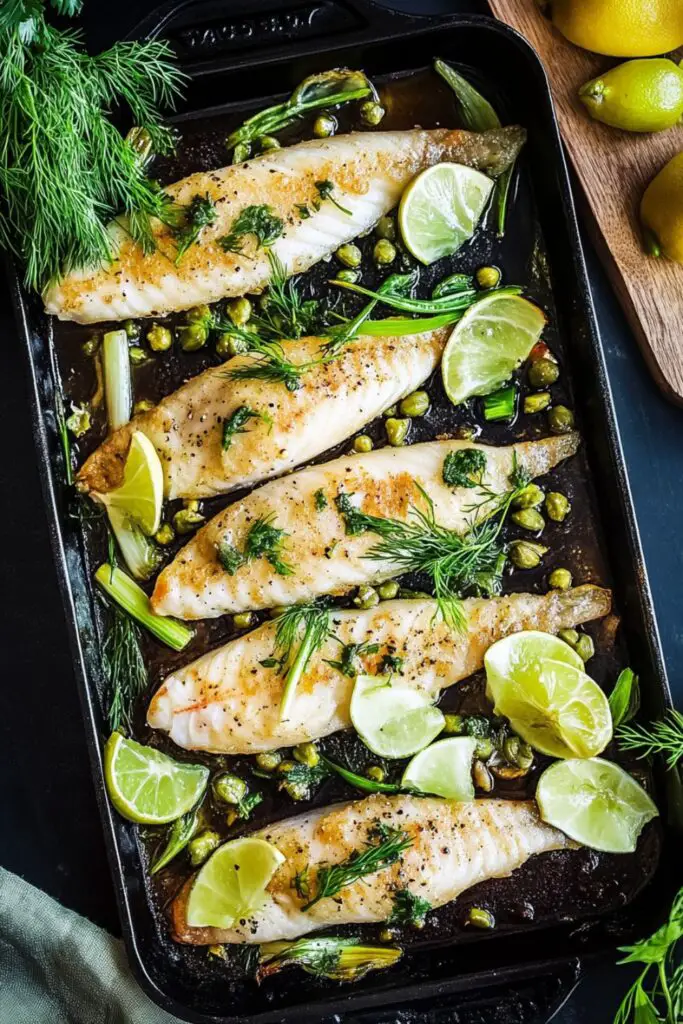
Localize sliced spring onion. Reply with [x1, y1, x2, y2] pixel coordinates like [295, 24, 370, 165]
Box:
[107, 507, 162, 581]
[103, 329, 132, 431]
[482, 385, 517, 422]
[95, 563, 193, 651]
[321, 756, 402, 794]
[353, 313, 464, 336]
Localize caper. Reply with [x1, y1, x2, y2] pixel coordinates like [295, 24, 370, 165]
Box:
[399, 390, 430, 418]
[354, 584, 380, 609]
[360, 100, 386, 126]
[548, 404, 575, 434]
[512, 483, 545, 510]
[269, 606, 288, 619]
[184, 499, 200, 512]
[178, 323, 208, 352]
[385, 417, 410, 446]
[213, 772, 247, 805]
[277, 760, 297, 775]
[503, 735, 521, 765]
[375, 215, 396, 241]
[255, 750, 283, 772]
[313, 113, 337, 138]
[379, 927, 395, 943]
[154, 523, 175, 546]
[516, 742, 534, 771]
[524, 392, 551, 414]
[373, 239, 396, 266]
[378, 580, 400, 600]
[233, 611, 255, 630]
[476, 265, 501, 289]
[528, 357, 559, 389]
[558, 628, 579, 648]
[228, 297, 252, 326]
[366, 766, 385, 782]
[134, 399, 155, 415]
[216, 333, 248, 358]
[545, 491, 571, 522]
[353, 434, 373, 453]
[281, 779, 309, 801]
[259, 135, 281, 152]
[82, 335, 100, 357]
[232, 142, 250, 164]
[336, 243, 362, 268]
[186, 305, 211, 325]
[173, 508, 205, 534]
[456, 423, 478, 441]
[335, 268, 360, 284]
[294, 742, 320, 767]
[472, 760, 494, 792]
[466, 907, 496, 929]
[188, 830, 221, 866]
[123, 319, 140, 340]
[575, 633, 595, 662]
[129, 345, 147, 365]
[509, 540, 548, 570]
[383, 405, 398, 418]
[511, 508, 545, 533]
[398, 587, 432, 599]
[548, 567, 573, 591]
[443, 713, 465, 735]
[474, 738, 494, 760]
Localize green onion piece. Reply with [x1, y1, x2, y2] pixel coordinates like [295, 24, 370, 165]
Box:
[103, 330, 132, 431]
[150, 808, 199, 874]
[257, 936, 402, 982]
[321, 756, 401, 794]
[107, 507, 162, 581]
[95, 564, 193, 651]
[354, 313, 463, 336]
[482, 385, 517, 422]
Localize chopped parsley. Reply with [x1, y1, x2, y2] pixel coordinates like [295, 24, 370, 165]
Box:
[219, 204, 284, 254]
[173, 194, 217, 264]
[334, 491, 372, 536]
[381, 652, 404, 675]
[217, 541, 245, 575]
[442, 449, 487, 489]
[388, 889, 432, 927]
[221, 405, 271, 450]
[314, 179, 352, 216]
[314, 489, 328, 511]
[326, 640, 380, 678]
[244, 515, 293, 576]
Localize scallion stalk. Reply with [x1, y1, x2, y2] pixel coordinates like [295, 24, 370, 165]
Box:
[95, 563, 193, 651]
[482, 385, 517, 422]
[103, 330, 132, 431]
[107, 507, 162, 581]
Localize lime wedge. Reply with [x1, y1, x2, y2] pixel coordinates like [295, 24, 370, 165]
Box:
[441, 292, 546, 406]
[101, 431, 163, 536]
[350, 675, 445, 759]
[398, 162, 494, 265]
[485, 654, 612, 760]
[186, 837, 285, 929]
[402, 737, 477, 800]
[536, 758, 658, 853]
[104, 732, 209, 824]
[485, 631, 584, 692]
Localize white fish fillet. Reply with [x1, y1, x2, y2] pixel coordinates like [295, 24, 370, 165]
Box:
[76, 327, 449, 499]
[147, 585, 611, 754]
[43, 127, 525, 324]
[171, 794, 573, 944]
[151, 433, 580, 619]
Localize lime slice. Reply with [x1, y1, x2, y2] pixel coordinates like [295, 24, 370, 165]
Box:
[441, 292, 546, 406]
[399, 162, 494, 265]
[485, 631, 584, 693]
[402, 737, 477, 800]
[486, 656, 612, 760]
[101, 431, 163, 535]
[350, 675, 445, 759]
[186, 837, 285, 929]
[536, 758, 658, 853]
[104, 732, 209, 825]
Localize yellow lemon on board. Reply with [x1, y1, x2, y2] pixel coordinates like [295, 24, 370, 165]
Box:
[549, 0, 683, 57]
[640, 152, 683, 263]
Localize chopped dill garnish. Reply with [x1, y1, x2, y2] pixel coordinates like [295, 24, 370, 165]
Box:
[172, 194, 216, 263]
[244, 515, 293, 576]
[388, 889, 432, 928]
[217, 541, 244, 575]
[103, 604, 148, 734]
[442, 449, 487, 489]
[314, 489, 328, 511]
[326, 640, 380, 678]
[617, 710, 683, 769]
[314, 179, 352, 215]
[221, 405, 271, 450]
[219, 204, 283, 255]
[302, 823, 412, 910]
[381, 652, 404, 675]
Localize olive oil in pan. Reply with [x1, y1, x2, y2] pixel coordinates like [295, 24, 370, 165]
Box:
[50, 66, 659, 991]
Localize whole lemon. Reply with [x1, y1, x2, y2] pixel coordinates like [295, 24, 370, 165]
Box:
[549, 0, 683, 57]
[640, 153, 683, 262]
[579, 59, 683, 132]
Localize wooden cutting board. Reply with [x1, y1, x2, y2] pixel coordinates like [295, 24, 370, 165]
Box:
[487, 0, 683, 404]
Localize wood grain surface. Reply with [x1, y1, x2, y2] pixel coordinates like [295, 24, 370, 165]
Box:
[487, 0, 683, 403]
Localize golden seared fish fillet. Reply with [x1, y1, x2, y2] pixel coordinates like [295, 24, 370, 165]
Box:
[43, 127, 525, 324]
[171, 794, 573, 944]
[151, 433, 580, 619]
[147, 585, 611, 753]
[76, 326, 449, 499]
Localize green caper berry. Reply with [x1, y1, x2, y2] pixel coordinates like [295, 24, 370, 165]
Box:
[123, 319, 140, 340]
[178, 323, 208, 352]
[511, 508, 545, 533]
[575, 634, 595, 662]
[456, 424, 478, 441]
[259, 135, 281, 152]
[378, 580, 400, 600]
[232, 142, 250, 164]
[228, 297, 252, 327]
[277, 760, 297, 775]
[383, 405, 398, 417]
[133, 399, 155, 415]
[282, 780, 309, 801]
[476, 266, 501, 289]
[82, 335, 100, 356]
[512, 483, 545, 510]
[184, 499, 200, 512]
[524, 392, 552, 414]
[336, 243, 362, 269]
[375, 215, 396, 241]
[399, 390, 430, 418]
[373, 239, 396, 266]
[335, 268, 361, 285]
[475, 738, 494, 760]
[173, 508, 205, 534]
[548, 567, 573, 591]
[503, 735, 521, 765]
[269, 606, 288, 619]
[516, 742, 534, 771]
[545, 491, 571, 522]
[213, 772, 247, 805]
[216, 333, 248, 358]
[385, 417, 410, 446]
[233, 611, 255, 630]
[255, 750, 283, 772]
[188, 830, 221, 866]
[353, 434, 374, 453]
[293, 742, 320, 767]
[186, 305, 211, 325]
[354, 584, 380, 609]
[366, 765, 385, 782]
[360, 100, 386, 126]
[528, 357, 559, 389]
[467, 907, 496, 929]
[548, 404, 575, 435]
[509, 540, 548, 570]
[129, 345, 147, 365]
[472, 760, 494, 792]
[443, 713, 465, 735]
[558, 628, 580, 648]
[154, 523, 175, 546]
[312, 114, 337, 138]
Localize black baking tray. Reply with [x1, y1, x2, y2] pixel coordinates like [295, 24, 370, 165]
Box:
[7, 2, 681, 1022]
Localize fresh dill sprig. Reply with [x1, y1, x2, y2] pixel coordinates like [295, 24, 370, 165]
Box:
[613, 886, 683, 1023]
[219, 204, 283, 255]
[315, 179, 352, 216]
[618, 710, 683, 770]
[302, 823, 412, 910]
[272, 603, 334, 718]
[244, 515, 293, 576]
[102, 603, 148, 734]
[256, 936, 402, 983]
[173, 194, 217, 264]
[388, 889, 432, 928]
[326, 639, 380, 677]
